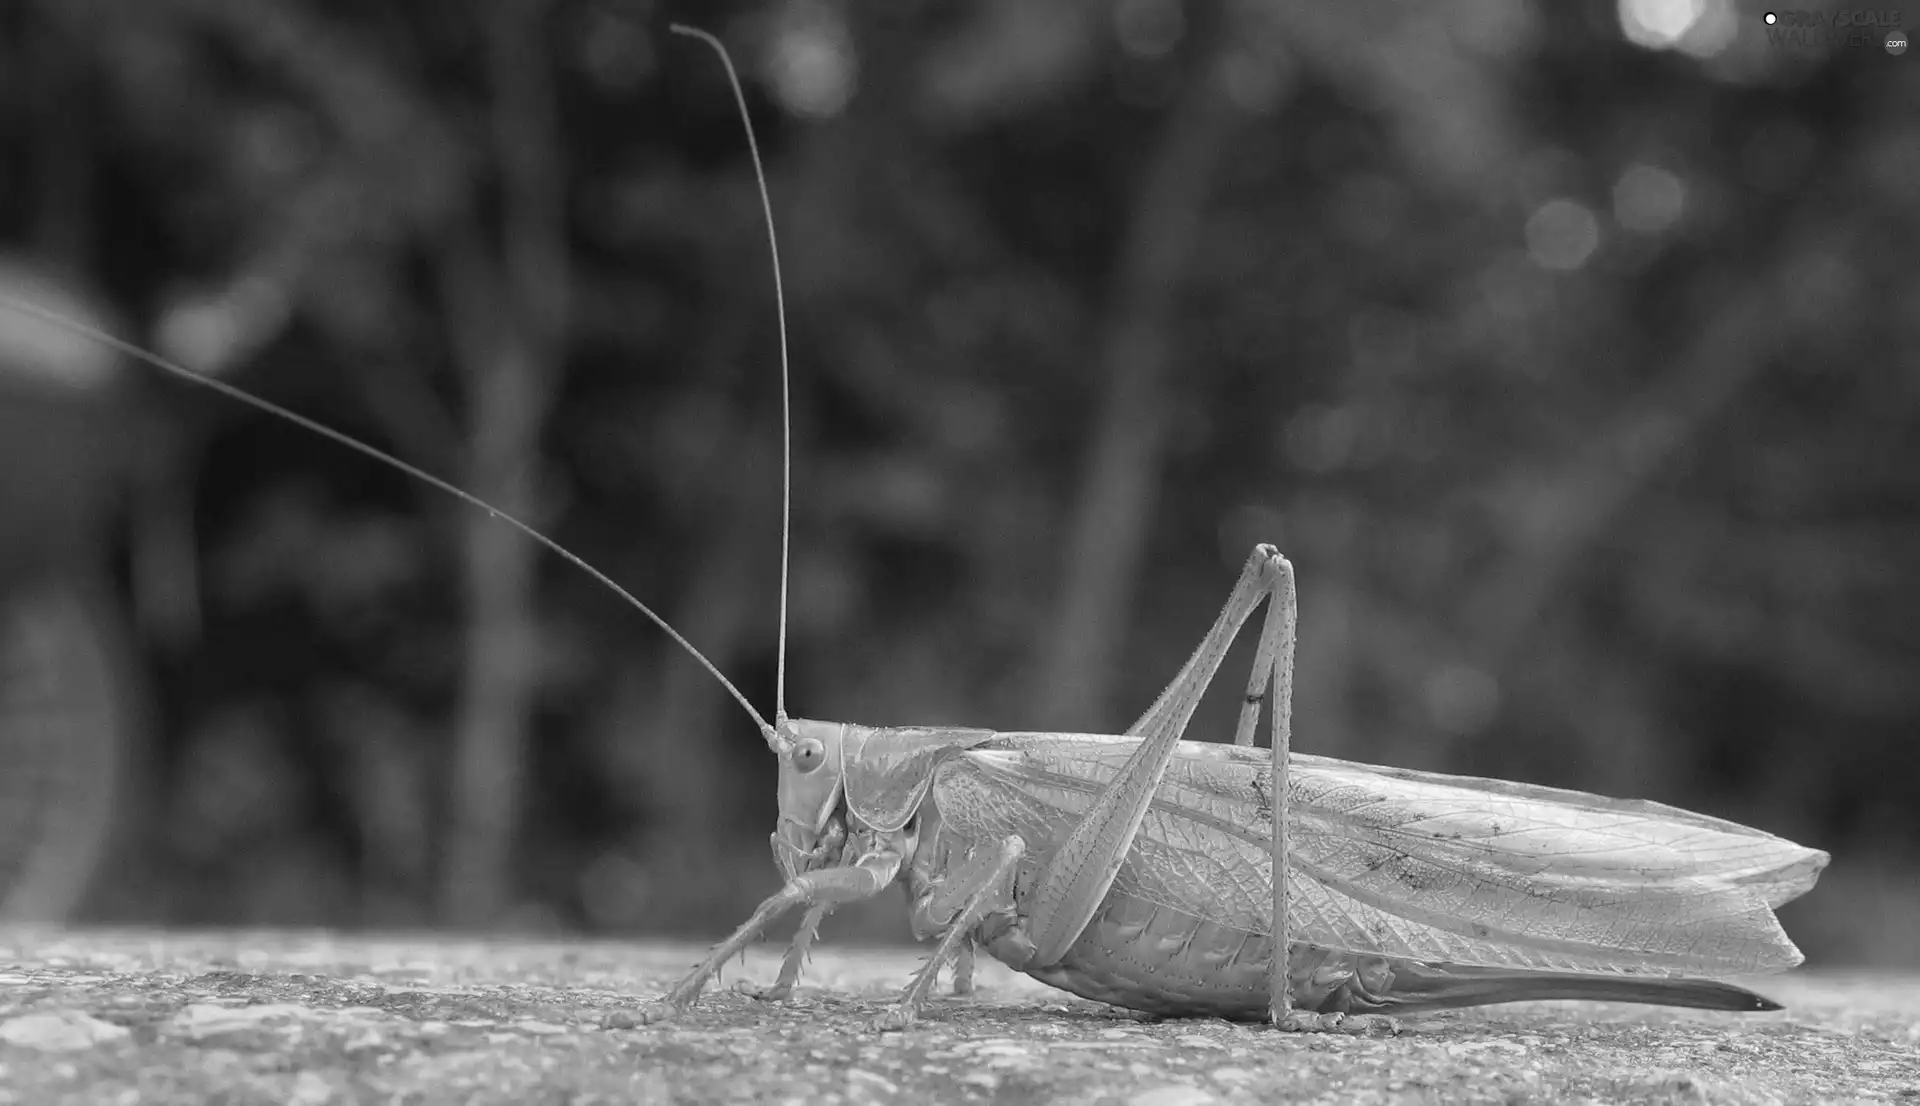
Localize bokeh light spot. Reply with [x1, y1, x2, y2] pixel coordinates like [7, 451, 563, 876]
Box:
[1618, 0, 1737, 57]
[1284, 404, 1357, 474]
[1613, 164, 1687, 233]
[768, 2, 859, 118]
[1114, 0, 1186, 59]
[1526, 199, 1601, 271]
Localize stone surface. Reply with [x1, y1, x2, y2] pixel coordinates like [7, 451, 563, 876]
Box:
[0, 928, 1915, 1104]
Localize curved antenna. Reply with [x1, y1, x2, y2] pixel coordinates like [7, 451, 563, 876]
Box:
[670, 23, 792, 729]
[0, 292, 776, 745]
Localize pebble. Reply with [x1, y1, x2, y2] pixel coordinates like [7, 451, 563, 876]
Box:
[0, 1012, 129, 1051]
[288, 1071, 335, 1105]
[1127, 1085, 1222, 1106]
[172, 1003, 311, 1037]
[847, 1069, 898, 1097]
[1447, 1040, 1527, 1057]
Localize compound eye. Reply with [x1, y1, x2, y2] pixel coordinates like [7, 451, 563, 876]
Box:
[792, 737, 826, 773]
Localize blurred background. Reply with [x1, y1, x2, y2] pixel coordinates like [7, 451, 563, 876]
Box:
[0, 0, 1913, 967]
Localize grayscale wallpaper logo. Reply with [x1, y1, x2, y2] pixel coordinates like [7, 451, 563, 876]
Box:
[1762, 8, 1907, 52]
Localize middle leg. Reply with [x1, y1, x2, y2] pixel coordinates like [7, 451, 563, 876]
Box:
[874, 834, 1026, 1031]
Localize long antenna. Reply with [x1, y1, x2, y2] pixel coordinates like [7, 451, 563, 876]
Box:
[0, 292, 776, 744]
[669, 23, 792, 727]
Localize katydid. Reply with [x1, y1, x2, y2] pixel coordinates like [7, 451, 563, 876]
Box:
[626, 26, 1826, 1034]
[0, 22, 1827, 1037]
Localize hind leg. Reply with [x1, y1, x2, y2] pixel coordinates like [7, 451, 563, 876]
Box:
[1276, 946, 1400, 1035]
[1275, 1010, 1400, 1035]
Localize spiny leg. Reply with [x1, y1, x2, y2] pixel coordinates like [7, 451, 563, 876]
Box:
[950, 936, 976, 996]
[907, 834, 1015, 998]
[737, 903, 830, 1002]
[872, 835, 1025, 1031]
[1127, 545, 1392, 1033]
[1025, 546, 1294, 967]
[634, 854, 897, 1024]
[1122, 545, 1291, 741]
[1229, 551, 1292, 749]
[1006, 542, 1394, 1031]
[1242, 553, 1394, 1035]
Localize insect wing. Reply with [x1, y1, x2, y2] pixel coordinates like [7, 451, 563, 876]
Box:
[1285, 754, 1821, 975]
[942, 735, 1276, 946]
[1303, 755, 1826, 910]
[953, 735, 1824, 977]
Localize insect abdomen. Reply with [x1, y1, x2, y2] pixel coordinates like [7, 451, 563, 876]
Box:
[1024, 892, 1276, 1020]
[1022, 895, 1786, 1019]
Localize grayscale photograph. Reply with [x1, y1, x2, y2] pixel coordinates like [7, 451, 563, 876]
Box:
[0, 0, 1912, 1102]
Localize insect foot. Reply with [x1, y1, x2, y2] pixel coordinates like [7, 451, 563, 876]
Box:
[1275, 1010, 1401, 1036]
[868, 1004, 920, 1033]
[623, 998, 692, 1027]
[734, 978, 797, 1002]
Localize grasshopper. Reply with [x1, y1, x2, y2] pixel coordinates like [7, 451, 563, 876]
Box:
[0, 23, 1827, 1037]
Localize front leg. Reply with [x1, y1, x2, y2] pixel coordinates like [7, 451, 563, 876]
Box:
[737, 904, 831, 1003]
[636, 845, 900, 1024]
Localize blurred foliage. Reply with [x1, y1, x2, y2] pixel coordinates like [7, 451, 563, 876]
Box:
[0, 0, 1914, 964]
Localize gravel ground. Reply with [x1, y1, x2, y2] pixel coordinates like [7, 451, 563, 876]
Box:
[0, 928, 1915, 1105]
